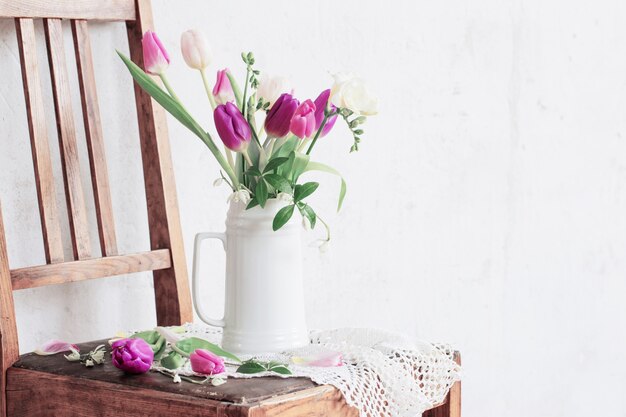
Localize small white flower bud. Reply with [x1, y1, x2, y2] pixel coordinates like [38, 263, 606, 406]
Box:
[213, 178, 224, 187]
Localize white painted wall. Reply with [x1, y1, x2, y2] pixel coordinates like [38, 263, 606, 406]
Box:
[1, 0, 625, 416]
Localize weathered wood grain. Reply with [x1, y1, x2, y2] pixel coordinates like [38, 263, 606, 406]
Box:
[126, 0, 193, 326]
[7, 368, 249, 417]
[10, 249, 171, 290]
[15, 18, 64, 264]
[44, 18, 92, 261]
[249, 385, 359, 417]
[72, 19, 118, 257]
[0, 203, 18, 417]
[0, 0, 135, 21]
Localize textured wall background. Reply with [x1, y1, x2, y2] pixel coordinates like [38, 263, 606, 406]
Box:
[1, 1, 625, 416]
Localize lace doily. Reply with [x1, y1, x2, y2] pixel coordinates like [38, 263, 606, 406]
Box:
[170, 324, 460, 417]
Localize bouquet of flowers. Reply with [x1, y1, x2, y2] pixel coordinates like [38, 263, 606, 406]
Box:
[117, 29, 377, 242]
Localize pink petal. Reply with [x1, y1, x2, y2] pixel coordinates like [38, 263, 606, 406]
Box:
[34, 340, 79, 356]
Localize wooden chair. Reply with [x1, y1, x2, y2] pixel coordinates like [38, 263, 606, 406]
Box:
[0, 0, 461, 415]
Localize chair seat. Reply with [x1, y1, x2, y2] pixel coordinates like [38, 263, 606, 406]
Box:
[6, 339, 357, 417]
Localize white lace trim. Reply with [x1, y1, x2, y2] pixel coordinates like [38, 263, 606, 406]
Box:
[172, 324, 460, 417]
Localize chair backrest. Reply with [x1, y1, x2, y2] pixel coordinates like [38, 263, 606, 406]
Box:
[0, 0, 192, 412]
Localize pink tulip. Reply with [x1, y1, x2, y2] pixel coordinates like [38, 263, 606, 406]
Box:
[111, 338, 154, 374]
[34, 340, 79, 356]
[291, 350, 343, 367]
[142, 30, 170, 75]
[190, 349, 226, 375]
[313, 89, 338, 137]
[289, 99, 317, 139]
[213, 69, 235, 105]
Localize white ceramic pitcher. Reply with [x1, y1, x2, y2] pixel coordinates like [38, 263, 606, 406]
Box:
[192, 199, 309, 354]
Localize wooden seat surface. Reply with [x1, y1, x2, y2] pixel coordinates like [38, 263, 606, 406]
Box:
[12, 339, 317, 404]
[7, 339, 358, 416]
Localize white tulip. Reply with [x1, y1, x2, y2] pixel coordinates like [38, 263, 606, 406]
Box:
[330, 72, 378, 116]
[180, 29, 212, 70]
[257, 74, 291, 107]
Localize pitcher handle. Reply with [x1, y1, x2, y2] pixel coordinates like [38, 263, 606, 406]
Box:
[192, 232, 227, 327]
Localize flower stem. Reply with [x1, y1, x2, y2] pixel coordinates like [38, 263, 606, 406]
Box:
[159, 73, 180, 102]
[267, 138, 277, 158]
[297, 138, 311, 153]
[242, 149, 254, 167]
[241, 67, 250, 116]
[306, 111, 335, 155]
[200, 69, 217, 110]
[317, 214, 331, 242]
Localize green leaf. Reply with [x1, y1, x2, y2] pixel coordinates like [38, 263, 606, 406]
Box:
[299, 204, 316, 229]
[275, 136, 299, 159]
[273, 205, 295, 231]
[246, 198, 259, 210]
[236, 361, 267, 374]
[255, 179, 268, 208]
[303, 162, 348, 211]
[264, 174, 292, 193]
[291, 152, 310, 182]
[117, 51, 239, 188]
[246, 167, 262, 177]
[132, 331, 166, 357]
[160, 351, 185, 370]
[133, 330, 160, 344]
[294, 182, 319, 202]
[175, 337, 241, 363]
[263, 156, 289, 173]
[270, 366, 292, 375]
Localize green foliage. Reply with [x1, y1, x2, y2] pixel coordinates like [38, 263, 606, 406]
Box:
[132, 330, 166, 359]
[337, 108, 367, 152]
[175, 337, 241, 363]
[160, 351, 185, 370]
[273, 204, 295, 231]
[304, 162, 347, 211]
[236, 359, 292, 375]
[294, 182, 319, 202]
[298, 203, 317, 229]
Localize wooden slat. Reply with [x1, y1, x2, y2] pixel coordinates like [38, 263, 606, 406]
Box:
[10, 249, 171, 291]
[0, 203, 19, 417]
[72, 20, 118, 257]
[15, 18, 64, 264]
[0, 0, 135, 21]
[44, 18, 92, 260]
[126, 0, 193, 326]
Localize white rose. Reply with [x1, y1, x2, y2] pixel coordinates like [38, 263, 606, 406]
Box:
[330, 72, 378, 116]
[257, 74, 291, 107]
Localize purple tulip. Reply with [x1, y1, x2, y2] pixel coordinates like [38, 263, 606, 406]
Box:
[111, 338, 154, 374]
[264, 93, 299, 138]
[289, 99, 317, 139]
[190, 349, 226, 375]
[142, 31, 169, 75]
[214, 102, 252, 152]
[313, 89, 338, 137]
